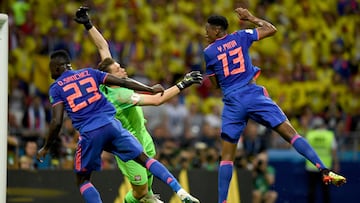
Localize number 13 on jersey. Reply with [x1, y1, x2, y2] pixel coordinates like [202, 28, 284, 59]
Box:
[217, 47, 246, 77]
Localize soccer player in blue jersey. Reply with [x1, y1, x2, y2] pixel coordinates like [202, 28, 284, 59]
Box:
[203, 7, 346, 203]
[36, 50, 200, 203]
[73, 6, 202, 203]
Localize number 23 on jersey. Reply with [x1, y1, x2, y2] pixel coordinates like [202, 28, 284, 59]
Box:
[63, 77, 102, 112]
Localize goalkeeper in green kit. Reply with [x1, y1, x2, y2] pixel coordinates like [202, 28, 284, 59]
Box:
[75, 7, 202, 203]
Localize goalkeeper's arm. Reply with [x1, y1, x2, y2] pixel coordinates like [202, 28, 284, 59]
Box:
[137, 71, 203, 106]
[88, 26, 112, 61]
[74, 6, 112, 61]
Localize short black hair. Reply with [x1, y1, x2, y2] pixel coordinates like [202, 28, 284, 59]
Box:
[207, 15, 228, 30]
[49, 50, 71, 64]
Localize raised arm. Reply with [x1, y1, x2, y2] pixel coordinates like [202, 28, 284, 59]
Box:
[74, 7, 111, 60]
[88, 26, 111, 60]
[235, 7, 277, 39]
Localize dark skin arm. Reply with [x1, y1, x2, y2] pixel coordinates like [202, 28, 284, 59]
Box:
[235, 7, 277, 39]
[37, 103, 64, 161]
[37, 73, 163, 161]
[208, 75, 220, 89]
[105, 74, 164, 95]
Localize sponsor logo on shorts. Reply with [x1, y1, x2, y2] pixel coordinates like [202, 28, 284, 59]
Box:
[134, 175, 141, 181]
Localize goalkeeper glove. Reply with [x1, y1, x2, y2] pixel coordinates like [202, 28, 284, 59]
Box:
[176, 71, 203, 91]
[74, 6, 93, 30]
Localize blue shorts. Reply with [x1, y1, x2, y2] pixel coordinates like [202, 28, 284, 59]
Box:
[74, 119, 143, 174]
[221, 83, 287, 143]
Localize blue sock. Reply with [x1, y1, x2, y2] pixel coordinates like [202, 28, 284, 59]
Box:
[291, 135, 326, 170]
[218, 161, 233, 203]
[145, 158, 181, 192]
[80, 182, 102, 203]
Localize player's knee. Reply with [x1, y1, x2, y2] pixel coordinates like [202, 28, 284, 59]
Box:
[252, 190, 262, 201]
[76, 173, 91, 187]
[134, 152, 149, 167]
[221, 132, 238, 143]
[266, 191, 278, 201]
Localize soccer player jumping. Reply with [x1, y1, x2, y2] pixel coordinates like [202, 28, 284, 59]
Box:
[203, 7, 346, 203]
[37, 50, 200, 203]
[74, 6, 202, 203]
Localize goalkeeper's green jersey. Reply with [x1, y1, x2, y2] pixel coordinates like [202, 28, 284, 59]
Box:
[99, 85, 151, 146]
[100, 85, 156, 183]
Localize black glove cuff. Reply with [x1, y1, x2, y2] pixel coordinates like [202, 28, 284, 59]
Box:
[176, 82, 186, 91]
[84, 21, 93, 30]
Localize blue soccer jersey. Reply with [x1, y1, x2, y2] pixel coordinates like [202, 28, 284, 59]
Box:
[204, 28, 260, 96]
[204, 28, 287, 143]
[49, 68, 116, 133]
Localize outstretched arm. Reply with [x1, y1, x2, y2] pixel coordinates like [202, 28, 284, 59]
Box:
[139, 86, 180, 106]
[139, 71, 203, 106]
[235, 7, 277, 39]
[105, 74, 164, 95]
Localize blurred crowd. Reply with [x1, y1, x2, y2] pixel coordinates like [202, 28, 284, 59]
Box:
[3, 0, 360, 178]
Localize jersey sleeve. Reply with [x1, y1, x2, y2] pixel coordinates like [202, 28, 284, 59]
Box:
[234, 28, 258, 47]
[103, 85, 140, 108]
[115, 88, 140, 105]
[49, 85, 63, 106]
[88, 68, 109, 84]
